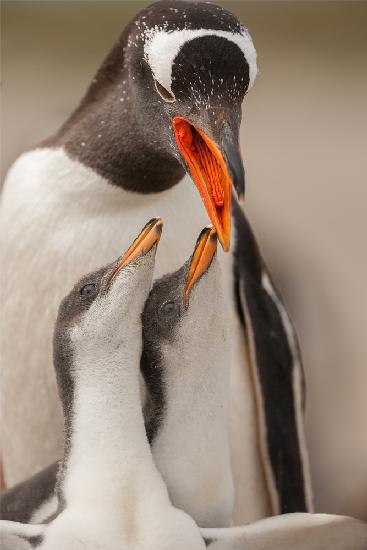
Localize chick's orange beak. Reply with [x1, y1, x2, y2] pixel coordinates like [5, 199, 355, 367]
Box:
[184, 226, 218, 306]
[108, 218, 163, 285]
[173, 116, 232, 252]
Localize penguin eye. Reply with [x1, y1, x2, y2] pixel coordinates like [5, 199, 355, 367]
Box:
[154, 80, 175, 103]
[161, 301, 175, 314]
[80, 283, 96, 297]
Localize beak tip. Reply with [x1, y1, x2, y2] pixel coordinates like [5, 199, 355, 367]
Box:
[155, 221, 163, 236]
[185, 226, 218, 303]
[209, 232, 218, 245]
[218, 235, 230, 253]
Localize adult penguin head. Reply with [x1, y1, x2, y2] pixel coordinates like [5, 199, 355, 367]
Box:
[129, 1, 257, 251]
[57, 1, 257, 251]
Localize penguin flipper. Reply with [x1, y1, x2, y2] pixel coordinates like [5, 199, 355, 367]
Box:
[0, 462, 58, 524]
[202, 513, 367, 550]
[0, 521, 45, 549]
[232, 199, 312, 514]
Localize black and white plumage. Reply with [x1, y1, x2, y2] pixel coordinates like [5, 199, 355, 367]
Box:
[0, 0, 311, 519]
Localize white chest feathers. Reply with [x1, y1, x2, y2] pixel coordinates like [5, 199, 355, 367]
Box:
[1, 147, 209, 281]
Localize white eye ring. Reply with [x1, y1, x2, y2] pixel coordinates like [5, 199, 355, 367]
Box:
[154, 79, 176, 103]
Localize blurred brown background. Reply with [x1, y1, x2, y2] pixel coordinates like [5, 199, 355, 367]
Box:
[2, 1, 367, 517]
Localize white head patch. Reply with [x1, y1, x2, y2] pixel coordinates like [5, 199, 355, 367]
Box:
[144, 28, 257, 96]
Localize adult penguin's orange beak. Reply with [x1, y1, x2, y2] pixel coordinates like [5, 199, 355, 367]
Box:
[173, 116, 244, 252]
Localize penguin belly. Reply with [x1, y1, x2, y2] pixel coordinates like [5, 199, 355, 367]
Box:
[0, 147, 267, 521]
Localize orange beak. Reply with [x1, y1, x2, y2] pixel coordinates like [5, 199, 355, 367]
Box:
[108, 218, 163, 285]
[173, 116, 232, 252]
[184, 226, 218, 306]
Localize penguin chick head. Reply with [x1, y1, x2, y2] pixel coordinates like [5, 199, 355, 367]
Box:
[53, 218, 162, 409]
[142, 226, 228, 386]
[123, 0, 258, 250]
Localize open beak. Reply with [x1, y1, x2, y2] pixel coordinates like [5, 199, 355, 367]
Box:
[184, 226, 217, 306]
[173, 116, 243, 252]
[107, 218, 163, 286]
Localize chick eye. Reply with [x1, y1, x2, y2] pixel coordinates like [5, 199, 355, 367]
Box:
[80, 283, 96, 297]
[162, 301, 175, 314]
[154, 80, 175, 103]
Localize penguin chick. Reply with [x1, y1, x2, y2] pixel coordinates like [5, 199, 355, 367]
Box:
[142, 226, 234, 527]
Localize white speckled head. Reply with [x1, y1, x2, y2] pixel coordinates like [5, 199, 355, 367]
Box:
[144, 27, 257, 98]
[123, 0, 258, 106]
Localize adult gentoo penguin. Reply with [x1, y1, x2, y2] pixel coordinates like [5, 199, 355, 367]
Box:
[0, 218, 206, 550]
[2, 227, 233, 529]
[0, 0, 311, 519]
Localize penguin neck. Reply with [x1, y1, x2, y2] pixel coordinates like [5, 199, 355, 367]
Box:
[156, 340, 231, 452]
[145, 318, 234, 527]
[60, 339, 163, 510]
[43, 64, 185, 194]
